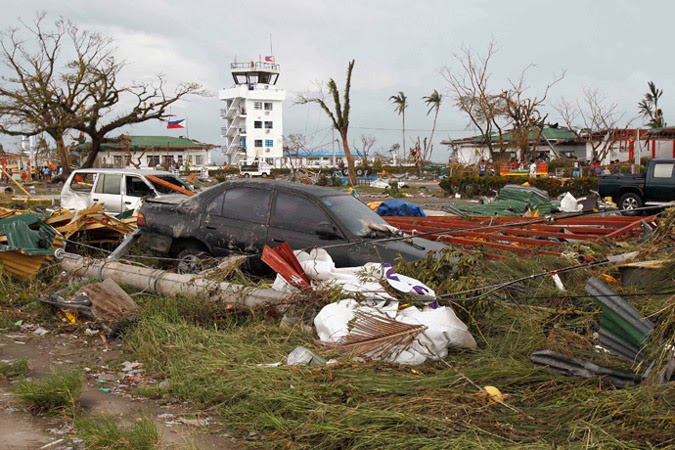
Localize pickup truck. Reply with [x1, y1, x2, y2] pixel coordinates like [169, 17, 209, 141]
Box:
[598, 159, 675, 214]
[240, 160, 272, 178]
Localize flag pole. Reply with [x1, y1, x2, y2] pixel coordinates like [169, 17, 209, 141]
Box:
[186, 118, 189, 139]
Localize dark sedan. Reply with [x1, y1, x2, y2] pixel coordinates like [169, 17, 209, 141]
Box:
[137, 180, 447, 272]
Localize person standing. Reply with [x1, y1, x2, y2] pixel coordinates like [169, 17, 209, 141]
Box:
[572, 157, 580, 177]
[529, 159, 537, 178]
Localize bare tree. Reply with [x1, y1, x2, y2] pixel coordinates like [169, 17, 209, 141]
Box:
[0, 13, 205, 174]
[297, 60, 357, 185]
[353, 134, 376, 164]
[554, 87, 624, 161]
[442, 40, 509, 161]
[500, 66, 564, 161]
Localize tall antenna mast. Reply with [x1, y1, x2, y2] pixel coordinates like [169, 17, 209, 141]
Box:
[269, 33, 273, 57]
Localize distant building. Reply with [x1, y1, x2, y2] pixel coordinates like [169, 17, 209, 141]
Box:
[283, 150, 347, 169]
[642, 127, 675, 160]
[219, 59, 286, 167]
[442, 126, 581, 165]
[94, 135, 215, 169]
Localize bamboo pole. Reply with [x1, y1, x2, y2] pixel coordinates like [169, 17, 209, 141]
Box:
[1, 168, 32, 197]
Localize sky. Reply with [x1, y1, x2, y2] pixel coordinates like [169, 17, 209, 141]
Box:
[1, 0, 673, 163]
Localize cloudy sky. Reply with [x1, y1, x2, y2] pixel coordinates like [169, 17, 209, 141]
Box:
[1, 0, 673, 162]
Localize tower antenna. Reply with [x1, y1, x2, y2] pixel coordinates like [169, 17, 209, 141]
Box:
[269, 33, 273, 58]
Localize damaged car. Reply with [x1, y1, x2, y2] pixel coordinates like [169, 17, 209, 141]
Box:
[61, 168, 194, 214]
[137, 179, 447, 272]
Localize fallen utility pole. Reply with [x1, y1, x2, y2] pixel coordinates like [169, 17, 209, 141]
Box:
[58, 251, 289, 308]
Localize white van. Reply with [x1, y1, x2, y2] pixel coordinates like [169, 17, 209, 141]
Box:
[60, 168, 193, 213]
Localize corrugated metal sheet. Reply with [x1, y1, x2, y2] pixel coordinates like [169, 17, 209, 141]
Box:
[0, 212, 64, 278]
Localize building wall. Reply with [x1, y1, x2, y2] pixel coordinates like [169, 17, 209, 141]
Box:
[220, 84, 286, 167]
[98, 148, 211, 169]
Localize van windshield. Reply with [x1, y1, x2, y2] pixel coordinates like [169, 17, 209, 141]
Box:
[148, 175, 192, 194]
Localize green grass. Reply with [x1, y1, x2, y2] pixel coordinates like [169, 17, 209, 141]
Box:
[13, 368, 83, 415]
[75, 415, 161, 450]
[121, 291, 675, 449]
[0, 357, 29, 379]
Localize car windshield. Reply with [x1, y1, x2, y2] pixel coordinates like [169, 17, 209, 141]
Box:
[321, 195, 388, 237]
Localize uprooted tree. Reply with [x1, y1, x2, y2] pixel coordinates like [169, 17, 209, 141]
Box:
[297, 60, 357, 185]
[0, 13, 205, 174]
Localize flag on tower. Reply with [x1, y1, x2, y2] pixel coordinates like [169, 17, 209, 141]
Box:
[264, 56, 274, 62]
[167, 119, 186, 129]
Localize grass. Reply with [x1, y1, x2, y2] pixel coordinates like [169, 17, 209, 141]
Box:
[121, 285, 675, 449]
[13, 368, 83, 415]
[75, 415, 161, 450]
[0, 357, 29, 379]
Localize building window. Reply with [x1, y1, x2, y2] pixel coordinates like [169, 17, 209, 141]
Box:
[254, 121, 262, 129]
[255, 140, 263, 148]
[162, 155, 174, 167]
[147, 155, 160, 167]
[254, 102, 262, 110]
[265, 139, 274, 147]
[264, 121, 273, 129]
[195, 155, 204, 166]
[264, 102, 273, 111]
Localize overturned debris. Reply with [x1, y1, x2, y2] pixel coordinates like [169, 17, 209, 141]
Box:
[0, 213, 63, 278]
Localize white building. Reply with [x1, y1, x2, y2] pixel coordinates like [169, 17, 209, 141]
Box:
[219, 59, 286, 166]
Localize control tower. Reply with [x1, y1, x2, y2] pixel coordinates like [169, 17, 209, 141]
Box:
[219, 58, 286, 166]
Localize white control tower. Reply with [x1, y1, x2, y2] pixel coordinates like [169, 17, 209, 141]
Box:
[219, 58, 286, 166]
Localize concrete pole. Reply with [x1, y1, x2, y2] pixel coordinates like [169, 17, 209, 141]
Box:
[58, 252, 289, 309]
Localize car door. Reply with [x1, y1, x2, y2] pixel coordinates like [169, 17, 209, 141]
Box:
[123, 175, 156, 211]
[267, 191, 351, 266]
[92, 173, 123, 212]
[645, 162, 675, 202]
[202, 187, 272, 256]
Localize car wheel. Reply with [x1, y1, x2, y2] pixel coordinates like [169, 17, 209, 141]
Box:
[356, 168, 364, 176]
[618, 192, 643, 216]
[342, 168, 349, 176]
[176, 247, 211, 274]
[261, 172, 268, 178]
[243, 173, 250, 178]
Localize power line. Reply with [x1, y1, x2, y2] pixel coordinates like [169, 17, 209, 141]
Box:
[351, 126, 478, 133]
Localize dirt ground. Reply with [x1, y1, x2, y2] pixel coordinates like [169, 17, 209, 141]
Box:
[0, 326, 240, 450]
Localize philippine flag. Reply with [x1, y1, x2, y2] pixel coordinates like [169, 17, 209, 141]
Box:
[264, 56, 274, 62]
[166, 119, 186, 129]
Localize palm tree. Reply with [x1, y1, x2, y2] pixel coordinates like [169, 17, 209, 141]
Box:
[638, 81, 665, 128]
[422, 89, 442, 161]
[297, 60, 358, 184]
[389, 92, 408, 160]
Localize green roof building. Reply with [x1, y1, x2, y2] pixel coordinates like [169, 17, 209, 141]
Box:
[94, 135, 217, 169]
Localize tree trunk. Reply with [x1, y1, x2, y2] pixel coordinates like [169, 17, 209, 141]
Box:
[55, 136, 72, 175]
[81, 135, 103, 169]
[402, 113, 406, 161]
[341, 130, 357, 186]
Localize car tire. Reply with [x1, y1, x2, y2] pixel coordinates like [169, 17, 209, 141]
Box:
[243, 173, 250, 178]
[618, 192, 643, 216]
[261, 172, 268, 178]
[356, 168, 364, 176]
[176, 247, 211, 274]
[342, 168, 349, 176]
